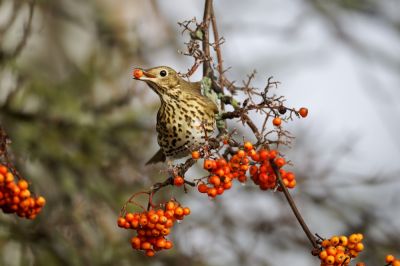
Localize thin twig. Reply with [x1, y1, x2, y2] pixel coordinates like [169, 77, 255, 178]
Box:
[202, 0, 213, 77]
[210, 5, 224, 89]
[270, 159, 319, 252]
[8, 0, 35, 59]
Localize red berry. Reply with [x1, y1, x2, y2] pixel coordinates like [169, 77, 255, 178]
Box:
[197, 183, 208, 193]
[173, 176, 184, 186]
[274, 158, 286, 168]
[299, 107, 308, 118]
[191, 151, 200, 159]
[272, 117, 282, 126]
[133, 69, 143, 79]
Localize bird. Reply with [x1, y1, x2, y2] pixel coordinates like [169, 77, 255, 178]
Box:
[132, 66, 218, 165]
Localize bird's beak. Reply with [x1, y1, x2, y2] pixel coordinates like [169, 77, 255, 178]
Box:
[133, 68, 156, 80]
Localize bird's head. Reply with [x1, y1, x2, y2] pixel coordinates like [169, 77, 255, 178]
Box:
[132, 66, 181, 97]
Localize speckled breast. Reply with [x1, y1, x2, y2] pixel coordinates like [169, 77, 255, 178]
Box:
[156, 103, 215, 159]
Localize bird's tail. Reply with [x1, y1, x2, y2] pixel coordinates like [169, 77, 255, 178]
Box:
[145, 149, 166, 165]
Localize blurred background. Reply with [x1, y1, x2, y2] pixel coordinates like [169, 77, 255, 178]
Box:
[0, 0, 399, 265]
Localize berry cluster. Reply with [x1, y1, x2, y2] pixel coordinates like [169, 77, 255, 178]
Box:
[318, 234, 364, 266]
[118, 200, 190, 257]
[0, 164, 46, 219]
[386, 254, 400, 266]
[193, 141, 297, 196]
[248, 148, 296, 190]
[195, 151, 245, 198]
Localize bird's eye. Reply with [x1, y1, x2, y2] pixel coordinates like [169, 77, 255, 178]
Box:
[160, 70, 167, 77]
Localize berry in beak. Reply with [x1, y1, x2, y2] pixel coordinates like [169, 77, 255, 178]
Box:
[132, 68, 156, 80]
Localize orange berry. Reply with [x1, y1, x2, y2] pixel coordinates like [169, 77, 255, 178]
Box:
[349, 250, 359, 258]
[244, 141, 253, 151]
[158, 215, 168, 224]
[215, 168, 225, 177]
[355, 243, 364, 252]
[145, 250, 155, 257]
[209, 175, 221, 186]
[319, 250, 328, 260]
[166, 201, 175, 211]
[215, 158, 226, 167]
[272, 117, 282, 126]
[165, 241, 173, 249]
[19, 189, 31, 198]
[386, 255, 395, 263]
[269, 150, 278, 159]
[156, 238, 166, 248]
[249, 165, 258, 176]
[216, 186, 224, 195]
[5, 173, 14, 183]
[285, 172, 295, 181]
[238, 175, 247, 182]
[207, 187, 217, 198]
[36, 196, 46, 207]
[139, 216, 148, 226]
[335, 253, 346, 264]
[247, 149, 256, 157]
[125, 213, 134, 222]
[0, 165, 7, 175]
[356, 233, 364, 241]
[393, 260, 400, 266]
[131, 219, 139, 228]
[347, 243, 356, 249]
[140, 241, 151, 250]
[336, 245, 345, 254]
[161, 228, 170, 236]
[339, 236, 348, 246]
[349, 234, 359, 243]
[236, 150, 246, 158]
[164, 210, 174, 219]
[131, 236, 141, 249]
[17, 180, 29, 190]
[183, 207, 190, 216]
[299, 107, 308, 118]
[191, 151, 200, 159]
[174, 207, 184, 216]
[155, 223, 165, 231]
[133, 69, 143, 79]
[173, 176, 184, 186]
[149, 214, 159, 223]
[164, 219, 173, 228]
[326, 246, 337, 256]
[197, 183, 208, 193]
[117, 217, 126, 227]
[258, 149, 269, 161]
[223, 181, 232, 190]
[251, 152, 260, 161]
[330, 236, 340, 246]
[325, 255, 335, 265]
[274, 157, 286, 168]
[154, 210, 163, 217]
[287, 180, 296, 188]
[203, 160, 214, 170]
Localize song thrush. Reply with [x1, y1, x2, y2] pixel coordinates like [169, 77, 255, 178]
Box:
[133, 66, 218, 164]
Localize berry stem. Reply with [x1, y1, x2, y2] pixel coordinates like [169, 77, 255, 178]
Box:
[270, 159, 319, 251]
